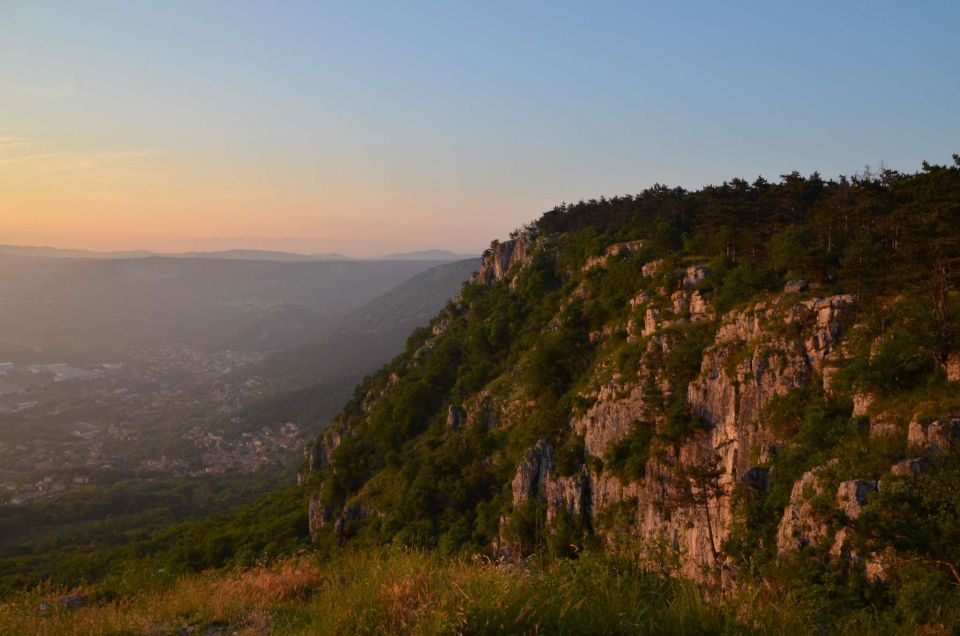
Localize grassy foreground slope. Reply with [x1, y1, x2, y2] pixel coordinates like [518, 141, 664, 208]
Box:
[0, 548, 839, 635]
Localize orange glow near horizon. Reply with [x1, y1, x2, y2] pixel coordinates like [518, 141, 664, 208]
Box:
[0, 131, 515, 257]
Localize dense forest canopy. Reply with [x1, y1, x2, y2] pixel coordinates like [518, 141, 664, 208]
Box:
[531, 156, 960, 353]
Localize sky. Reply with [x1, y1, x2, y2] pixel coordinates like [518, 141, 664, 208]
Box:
[1, 1, 958, 257]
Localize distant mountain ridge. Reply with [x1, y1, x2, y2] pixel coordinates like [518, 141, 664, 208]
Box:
[380, 249, 480, 261]
[0, 244, 479, 262]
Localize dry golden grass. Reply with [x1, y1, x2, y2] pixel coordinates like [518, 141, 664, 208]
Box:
[0, 558, 322, 635]
[0, 548, 827, 635]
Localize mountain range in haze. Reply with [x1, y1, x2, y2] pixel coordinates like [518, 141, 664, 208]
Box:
[0, 244, 478, 262]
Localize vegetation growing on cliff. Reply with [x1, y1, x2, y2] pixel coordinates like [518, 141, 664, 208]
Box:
[4, 158, 960, 633]
[302, 157, 960, 631]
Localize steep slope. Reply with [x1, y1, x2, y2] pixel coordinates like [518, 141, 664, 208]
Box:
[302, 158, 960, 608]
[227, 259, 481, 448]
[242, 258, 480, 390]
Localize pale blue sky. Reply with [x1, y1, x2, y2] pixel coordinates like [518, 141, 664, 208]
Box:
[1, 1, 958, 255]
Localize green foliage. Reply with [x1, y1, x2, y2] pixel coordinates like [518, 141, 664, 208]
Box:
[660, 400, 708, 444]
[836, 299, 942, 394]
[770, 226, 811, 275]
[711, 260, 780, 312]
[604, 421, 654, 481]
[0, 469, 309, 596]
[554, 433, 585, 477]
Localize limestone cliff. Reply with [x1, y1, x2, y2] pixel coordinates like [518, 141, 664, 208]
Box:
[301, 176, 960, 593]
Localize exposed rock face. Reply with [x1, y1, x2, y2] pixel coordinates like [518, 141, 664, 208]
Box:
[891, 457, 928, 477]
[778, 471, 878, 557]
[511, 440, 553, 503]
[681, 266, 709, 289]
[907, 418, 960, 453]
[545, 469, 591, 524]
[473, 234, 534, 286]
[308, 492, 333, 541]
[333, 503, 383, 544]
[852, 393, 876, 418]
[864, 555, 888, 585]
[689, 290, 714, 320]
[777, 464, 831, 555]
[641, 259, 664, 278]
[582, 240, 645, 271]
[947, 353, 960, 382]
[836, 480, 878, 520]
[821, 364, 840, 394]
[305, 232, 906, 589]
[505, 289, 858, 582]
[573, 383, 649, 460]
[758, 444, 779, 465]
[305, 425, 345, 474]
[830, 527, 856, 561]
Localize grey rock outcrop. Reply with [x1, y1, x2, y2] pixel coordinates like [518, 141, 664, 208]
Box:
[836, 479, 878, 520]
[308, 491, 333, 541]
[511, 440, 554, 503]
[545, 469, 591, 524]
[852, 393, 876, 418]
[907, 418, 960, 453]
[523, 289, 858, 582]
[582, 240, 645, 271]
[947, 352, 960, 382]
[891, 457, 928, 477]
[777, 464, 831, 555]
[473, 234, 534, 286]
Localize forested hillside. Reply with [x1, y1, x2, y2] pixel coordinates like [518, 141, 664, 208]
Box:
[303, 157, 960, 631]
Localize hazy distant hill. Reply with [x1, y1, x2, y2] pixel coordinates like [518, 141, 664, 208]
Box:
[230, 258, 479, 450]
[0, 244, 481, 263]
[380, 249, 479, 260]
[0, 244, 154, 259]
[0, 255, 456, 357]
[166, 249, 350, 262]
[242, 258, 480, 390]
